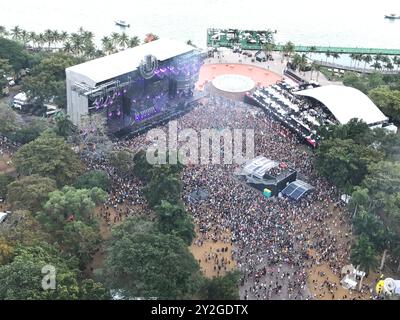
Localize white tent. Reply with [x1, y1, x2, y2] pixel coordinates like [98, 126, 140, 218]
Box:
[294, 85, 389, 125]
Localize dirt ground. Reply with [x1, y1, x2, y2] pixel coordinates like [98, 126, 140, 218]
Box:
[189, 230, 236, 278]
[307, 262, 376, 300]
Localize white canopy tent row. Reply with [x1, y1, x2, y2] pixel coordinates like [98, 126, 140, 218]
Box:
[294, 85, 397, 132]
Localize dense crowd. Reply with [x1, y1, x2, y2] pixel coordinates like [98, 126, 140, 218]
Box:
[76, 93, 367, 300]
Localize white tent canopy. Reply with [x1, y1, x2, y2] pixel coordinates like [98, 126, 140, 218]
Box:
[294, 85, 389, 125]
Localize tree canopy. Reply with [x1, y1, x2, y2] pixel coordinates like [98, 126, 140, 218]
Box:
[155, 200, 195, 245]
[0, 243, 108, 299]
[199, 271, 240, 300]
[315, 138, 382, 193]
[0, 174, 14, 200]
[40, 186, 106, 233]
[7, 175, 57, 212]
[22, 52, 84, 107]
[104, 217, 201, 300]
[0, 37, 32, 72]
[12, 131, 83, 186]
[74, 170, 110, 191]
[369, 87, 400, 124]
[144, 165, 183, 208]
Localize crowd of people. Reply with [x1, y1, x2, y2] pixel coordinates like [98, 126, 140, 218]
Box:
[0, 90, 374, 299]
[74, 92, 373, 300]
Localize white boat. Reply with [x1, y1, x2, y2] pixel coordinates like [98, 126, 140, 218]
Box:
[115, 20, 130, 27]
[385, 14, 400, 19]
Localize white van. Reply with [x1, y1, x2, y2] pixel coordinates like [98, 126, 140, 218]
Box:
[0, 212, 9, 224]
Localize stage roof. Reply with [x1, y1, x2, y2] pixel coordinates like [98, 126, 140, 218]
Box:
[66, 39, 196, 86]
[294, 85, 388, 125]
[241, 156, 279, 179]
[282, 180, 314, 201]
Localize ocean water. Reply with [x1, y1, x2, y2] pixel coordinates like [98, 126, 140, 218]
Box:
[1, 0, 400, 62]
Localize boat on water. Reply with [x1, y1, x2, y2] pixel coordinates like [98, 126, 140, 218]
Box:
[384, 14, 400, 19]
[115, 20, 130, 27]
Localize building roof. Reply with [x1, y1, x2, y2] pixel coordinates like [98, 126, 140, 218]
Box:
[66, 38, 196, 86]
[294, 85, 388, 125]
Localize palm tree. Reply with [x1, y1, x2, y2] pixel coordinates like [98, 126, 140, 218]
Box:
[63, 41, 73, 54]
[37, 33, 46, 49]
[127, 36, 140, 48]
[372, 61, 382, 71]
[102, 38, 115, 55]
[28, 31, 37, 48]
[82, 31, 94, 43]
[263, 42, 275, 60]
[362, 54, 372, 70]
[354, 54, 364, 68]
[60, 31, 69, 44]
[44, 29, 53, 49]
[351, 235, 378, 274]
[119, 32, 129, 49]
[325, 50, 331, 63]
[70, 33, 84, 55]
[349, 53, 357, 68]
[111, 32, 121, 46]
[385, 61, 394, 72]
[52, 30, 60, 47]
[373, 54, 383, 66]
[291, 53, 302, 70]
[101, 36, 111, 48]
[331, 52, 340, 64]
[283, 41, 295, 60]
[314, 64, 321, 82]
[20, 29, 29, 46]
[10, 25, 22, 41]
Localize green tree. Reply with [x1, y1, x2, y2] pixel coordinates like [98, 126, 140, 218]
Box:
[7, 175, 57, 212]
[12, 131, 84, 186]
[369, 87, 400, 123]
[0, 58, 13, 88]
[0, 210, 48, 246]
[13, 118, 49, 144]
[40, 186, 107, 232]
[104, 217, 202, 300]
[132, 150, 154, 181]
[350, 234, 378, 274]
[62, 220, 101, 269]
[200, 270, 240, 300]
[0, 101, 22, 137]
[0, 37, 32, 72]
[74, 170, 110, 191]
[0, 174, 14, 200]
[363, 161, 400, 222]
[127, 36, 140, 48]
[144, 165, 182, 207]
[54, 112, 74, 138]
[0, 244, 108, 299]
[109, 149, 134, 177]
[22, 52, 84, 108]
[315, 138, 382, 193]
[155, 200, 195, 245]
